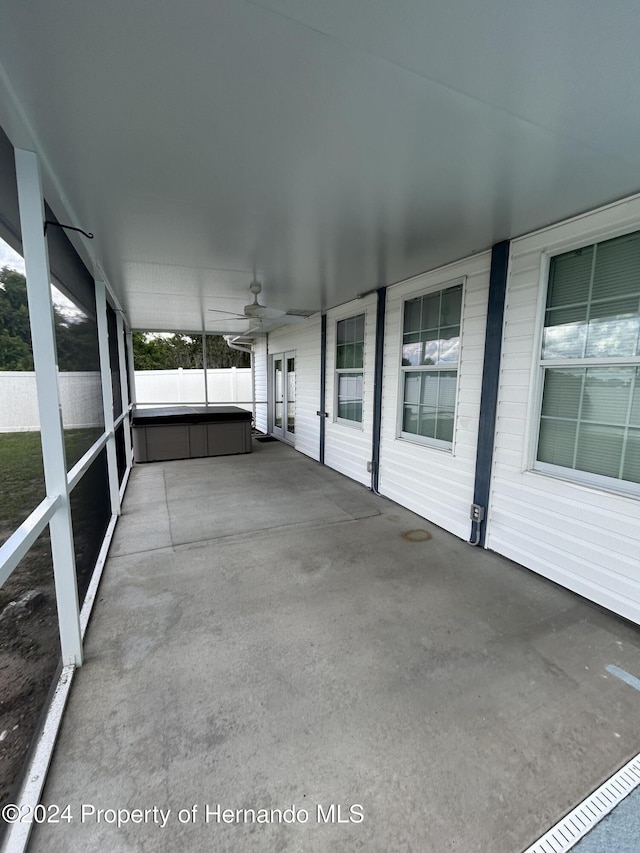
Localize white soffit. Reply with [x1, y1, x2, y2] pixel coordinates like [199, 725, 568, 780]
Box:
[0, 0, 639, 331]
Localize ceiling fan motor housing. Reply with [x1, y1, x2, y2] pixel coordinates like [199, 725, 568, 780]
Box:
[244, 302, 262, 317]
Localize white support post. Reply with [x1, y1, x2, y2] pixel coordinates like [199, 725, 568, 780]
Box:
[231, 365, 238, 403]
[126, 329, 137, 406]
[116, 312, 133, 469]
[15, 148, 83, 667]
[202, 333, 209, 407]
[95, 280, 121, 517]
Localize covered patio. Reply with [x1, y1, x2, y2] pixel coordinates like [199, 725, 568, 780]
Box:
[28, 441, 640, 852]
[2, 3, 640, 850]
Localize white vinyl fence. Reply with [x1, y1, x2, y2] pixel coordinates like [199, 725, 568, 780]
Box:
[134, 368, 253, 411]
[0, 368, 254, 431]
[0, 371, 103, 432]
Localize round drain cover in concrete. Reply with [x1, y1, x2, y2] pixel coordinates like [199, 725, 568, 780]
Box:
[401, 529, 432, 542]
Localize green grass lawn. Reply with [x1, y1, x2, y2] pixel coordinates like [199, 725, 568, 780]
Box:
[0, 427, 103, 609]
[0, 432, 46, 541]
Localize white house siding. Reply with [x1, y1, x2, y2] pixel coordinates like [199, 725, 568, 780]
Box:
[253, 335, 268, 434]
[268, 315, 322, 461]
[324, 295, 377, 486]
[378, 253, 491, 539]
[487, 194, 640, 625]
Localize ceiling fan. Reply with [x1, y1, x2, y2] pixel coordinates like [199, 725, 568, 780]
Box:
[208, 281, 287, 322]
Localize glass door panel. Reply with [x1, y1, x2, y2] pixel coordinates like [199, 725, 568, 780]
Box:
[286, 355, 295, 439]
[273, 356, 284, 436]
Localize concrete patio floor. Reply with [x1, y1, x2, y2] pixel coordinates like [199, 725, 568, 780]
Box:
[29, 440, 640, 852]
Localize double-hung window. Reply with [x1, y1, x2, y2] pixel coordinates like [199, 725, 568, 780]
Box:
[336, 314, 365, 424]
[399, 282, 463, 447]
[536, 230, 640, 492]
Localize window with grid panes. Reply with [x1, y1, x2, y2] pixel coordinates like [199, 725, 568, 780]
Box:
[536, 230, 640, 492]
[335, 314, 365, 423]
[399, 283, 463, 447]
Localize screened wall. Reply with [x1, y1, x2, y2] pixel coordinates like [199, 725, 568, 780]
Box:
[0, 125, 132, 824]
[0, 132, 59, 818]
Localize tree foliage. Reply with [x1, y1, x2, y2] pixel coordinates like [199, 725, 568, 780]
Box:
[132, 332, 250, 370]
[0, 268, 34, 369]
[54, 310, 100, 371]
[0, 266, 101, 371]
[0, 267, 247, 372]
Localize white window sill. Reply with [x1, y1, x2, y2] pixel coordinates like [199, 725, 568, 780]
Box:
[528, 463, 640, 501]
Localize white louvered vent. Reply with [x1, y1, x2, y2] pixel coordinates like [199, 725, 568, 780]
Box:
[524, 752, 640, 853]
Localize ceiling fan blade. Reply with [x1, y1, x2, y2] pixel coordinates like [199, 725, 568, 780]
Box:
[207, 309, 246, 318]
[261, 306, 286, 319]
[245, 304, 286, 319]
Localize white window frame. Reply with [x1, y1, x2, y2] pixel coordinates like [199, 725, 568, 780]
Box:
[334, 313, 365, 428]
[530, 231, 640, 498]
[396, 278, 464, 451]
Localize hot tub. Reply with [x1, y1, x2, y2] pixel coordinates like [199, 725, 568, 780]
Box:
[132, 406, 252, 462]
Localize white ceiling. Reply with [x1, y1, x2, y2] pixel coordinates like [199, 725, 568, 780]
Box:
[1, 0, 639, 334]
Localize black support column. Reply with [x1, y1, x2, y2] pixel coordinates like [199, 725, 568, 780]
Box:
[318, 313, 327, 464]
[470, 240, 510, 546]
[371, 286, 387, 492]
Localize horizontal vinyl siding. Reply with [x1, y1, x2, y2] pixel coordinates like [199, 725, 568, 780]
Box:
[268, 315, 321, 461]
[378, 252, 491, 539]
[253, 335, 268, 434]
[487, 194, 640, 624]
[324, 295, 377, 486]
